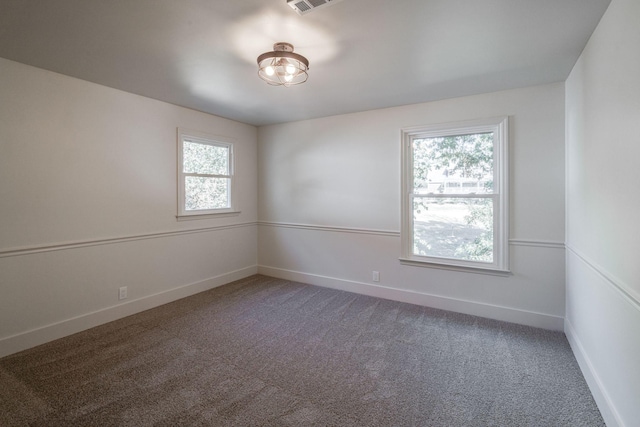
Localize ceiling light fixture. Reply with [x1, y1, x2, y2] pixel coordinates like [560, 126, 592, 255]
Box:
[257, 42, 309, 87]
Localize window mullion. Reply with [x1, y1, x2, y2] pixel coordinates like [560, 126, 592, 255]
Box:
[183, 172, 231, 179]
[411, 193, 496, 199]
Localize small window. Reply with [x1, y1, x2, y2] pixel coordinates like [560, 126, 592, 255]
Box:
[400, 117, 509, 273]
[177, 129, 236, 218]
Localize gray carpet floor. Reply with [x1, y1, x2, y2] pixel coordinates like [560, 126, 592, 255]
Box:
[0, 275, 604, 426]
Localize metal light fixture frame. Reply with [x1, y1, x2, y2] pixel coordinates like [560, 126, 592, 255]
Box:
[257, 42, 309, 87]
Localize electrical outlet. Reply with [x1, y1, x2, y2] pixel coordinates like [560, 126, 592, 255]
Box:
[118, 286, 128, 300]
[372, 271, 380, 282]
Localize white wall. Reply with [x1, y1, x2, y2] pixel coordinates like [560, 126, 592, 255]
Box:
[0, 58, 258, 357]
[258, 83, 566, 330]
[564, 0, 640, 425]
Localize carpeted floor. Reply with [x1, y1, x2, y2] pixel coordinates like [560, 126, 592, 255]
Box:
[0, 275, 604, 426]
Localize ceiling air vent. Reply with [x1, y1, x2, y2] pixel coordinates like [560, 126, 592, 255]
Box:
[287, 0, 345, 15]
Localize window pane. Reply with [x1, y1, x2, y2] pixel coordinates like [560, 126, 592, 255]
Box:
[413, 133, 493, 195]
[185, 176, 230, 210]
[413, 197, 493, 262]
[183, 141, 229, 175]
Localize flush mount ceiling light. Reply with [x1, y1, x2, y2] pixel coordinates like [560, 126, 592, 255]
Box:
[257, 42, 309, 87]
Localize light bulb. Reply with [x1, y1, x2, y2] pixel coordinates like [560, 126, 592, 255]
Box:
[285, 63, 296, 74]
[265, 66, 275, 76]
[284, 73, 293, 82]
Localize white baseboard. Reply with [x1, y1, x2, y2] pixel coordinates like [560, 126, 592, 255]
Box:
[258, 265, 564, 330]
[565, 318, 623, 427]
[0, 265, 257, 358]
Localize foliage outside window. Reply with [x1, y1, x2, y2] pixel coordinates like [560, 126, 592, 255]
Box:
[177, 129, 235, 218]
[401, 117, 509, 273]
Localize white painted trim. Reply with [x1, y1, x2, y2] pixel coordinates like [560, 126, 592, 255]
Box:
[565, 318, 623, 427]
[400, 116, 510, 272]
[258, 221, 400, 237]
[509, 239, 565, 249]
[566, 244, 640, 310]
[0, 265, 258, 358]
[258, 222, 563, 250]
[398, 257, 511, 276]
[258, 265, 564, 330]
[177, 128, 237, 217]
[0, 222, 257, 258]
[176, 211, 241, 221]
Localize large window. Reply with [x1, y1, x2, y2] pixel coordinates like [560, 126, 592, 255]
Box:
[401, 117, 509, 273]
[177, 129, 236, 218]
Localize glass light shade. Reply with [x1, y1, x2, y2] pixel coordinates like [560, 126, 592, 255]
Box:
[285, 63, 296, 74]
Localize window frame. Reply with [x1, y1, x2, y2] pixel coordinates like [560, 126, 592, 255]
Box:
[177, 128, 238, 219]
[400, 117, 510, 275]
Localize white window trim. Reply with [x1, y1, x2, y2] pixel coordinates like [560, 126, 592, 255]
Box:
[177, 128, 239, 219]
[400, 116, 510, 274]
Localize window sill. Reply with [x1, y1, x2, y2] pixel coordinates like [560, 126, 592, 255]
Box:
[176, 211, 241, 221]
[399, 257, 511, 277]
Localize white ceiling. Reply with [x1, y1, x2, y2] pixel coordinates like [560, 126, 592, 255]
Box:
[0, 0, 610, 126]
